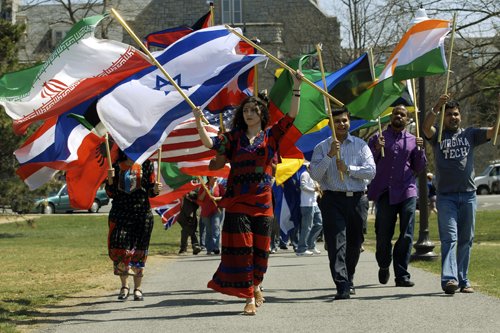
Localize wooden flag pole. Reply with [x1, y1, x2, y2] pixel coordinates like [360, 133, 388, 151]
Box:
[105, 133, 113, 185]
[316, 44, 343, 181]
[377, 117, 385, 157]
[253, 37, 259, 97]
[369, 48, 384, 157]
[156, 147, 162, 182]
[438, 13, 458, 142]
[110, 8, 209, 124]
[209, 2, 225, 132]
[225, 25, 344, 107]
[209, 2, 215, 26]
[197, 176, 221, 214]
[411, 78, 421, 150]
[494, 93, 500, 146]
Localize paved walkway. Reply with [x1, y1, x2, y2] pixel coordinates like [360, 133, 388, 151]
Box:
[37, 247, 500, 333]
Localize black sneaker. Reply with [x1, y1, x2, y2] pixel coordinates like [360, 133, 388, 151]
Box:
[179, 247, 187, 254]
[395, 279, 415, 287]
[378, 268, 390, 284]
[192, 246, 201, 255]
[280, 245, 288, 250]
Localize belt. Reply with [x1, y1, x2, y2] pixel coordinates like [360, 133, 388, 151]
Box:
[324, 190, 365, 197]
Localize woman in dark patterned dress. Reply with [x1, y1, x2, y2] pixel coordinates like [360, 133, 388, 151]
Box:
[106, 149, 162, 301]
[192, 70, 304, 315]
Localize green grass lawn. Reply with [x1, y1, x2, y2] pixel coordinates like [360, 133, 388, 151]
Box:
[0, 214, 182, 333]
[363, 210, 500, 298]
[1, 210, 499, 332]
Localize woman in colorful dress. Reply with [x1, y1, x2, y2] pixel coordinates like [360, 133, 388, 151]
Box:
[198, 176, 225, 255]
[192, 70, 304, 315]
[106, 149, 162, 301]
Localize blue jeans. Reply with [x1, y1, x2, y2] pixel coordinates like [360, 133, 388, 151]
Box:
[201, 210, 223, 252]
[297, 206, 323, 253]
[199, 219, 206, 249]
[374, 192, 416, 282]
[436, 192, 476, 290]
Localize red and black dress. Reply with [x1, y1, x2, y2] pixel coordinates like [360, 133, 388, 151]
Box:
[207, 114, 294, 298]
[106, 159, 158, 277]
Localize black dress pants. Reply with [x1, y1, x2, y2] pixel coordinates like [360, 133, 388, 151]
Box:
[320, 191, 368, 291]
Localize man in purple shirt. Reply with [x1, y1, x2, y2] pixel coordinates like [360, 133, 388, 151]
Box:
[367, 105, 427, 287]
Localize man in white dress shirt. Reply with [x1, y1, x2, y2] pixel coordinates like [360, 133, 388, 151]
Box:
[310, 108, 376, 299]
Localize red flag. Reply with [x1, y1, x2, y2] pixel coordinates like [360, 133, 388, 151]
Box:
[66, 140, 119, 209]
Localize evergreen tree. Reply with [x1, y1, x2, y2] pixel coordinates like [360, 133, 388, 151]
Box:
[0, 19, 60, 214]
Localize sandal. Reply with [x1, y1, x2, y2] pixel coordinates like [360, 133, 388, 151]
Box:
[134, 288, 144, 301]
[118, 286, 129, 300]
[254, 288, 265, 308]
[460, 286, 474, 293]
[243, 302, 256, 315]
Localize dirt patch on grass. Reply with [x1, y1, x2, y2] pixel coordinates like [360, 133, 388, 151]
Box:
[0, 215, 41, 225]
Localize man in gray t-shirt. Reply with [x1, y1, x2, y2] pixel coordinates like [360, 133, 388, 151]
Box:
[423, 93, 500, 295]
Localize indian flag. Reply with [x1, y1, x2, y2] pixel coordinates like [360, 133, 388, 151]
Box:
[347, 19, 451, 120]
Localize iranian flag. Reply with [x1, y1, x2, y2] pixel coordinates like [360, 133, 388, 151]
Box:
[0, 14, 150, 134]
[347, 19, 451, 120]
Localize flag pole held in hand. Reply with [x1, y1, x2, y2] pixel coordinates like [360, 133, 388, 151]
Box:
[197, 176, 222, 214]
[225, 25, 344, 107]
[438, 13, 457, 142]
[105, 133, 113, 185]
[110, 8, 209, 124]
[411, 78, 421, 150]
[316, 44, 343, 181]
[378, 117, 385, 157]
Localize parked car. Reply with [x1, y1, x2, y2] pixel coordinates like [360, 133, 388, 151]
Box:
[34, 184, 109, 214]
[474, 164, 500, 195]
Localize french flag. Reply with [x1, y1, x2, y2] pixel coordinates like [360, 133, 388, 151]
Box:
[14, 98, 102, 190]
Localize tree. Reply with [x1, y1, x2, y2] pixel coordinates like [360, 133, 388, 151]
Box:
[0, 19, 60, 213]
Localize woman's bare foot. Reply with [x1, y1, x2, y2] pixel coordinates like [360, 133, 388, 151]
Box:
[244, 298, 256, 315]
[254, 286, 265, 307]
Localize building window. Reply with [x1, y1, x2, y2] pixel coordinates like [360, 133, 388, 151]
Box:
[221, 0, 242, 24]
[52, 27, 70, 48]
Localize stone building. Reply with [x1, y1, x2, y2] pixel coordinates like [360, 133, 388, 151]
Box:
[4, 0, 341, 91]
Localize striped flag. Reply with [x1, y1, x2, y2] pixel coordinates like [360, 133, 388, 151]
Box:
[144, 11, 212, 49]
[14, 97, 103, 190]
[272, 166, 304, 242]
[96, 25, 267, 165]
[0, 14, 150, 135]
[347, 19, 451, 120]
[149, 117, 219, 163]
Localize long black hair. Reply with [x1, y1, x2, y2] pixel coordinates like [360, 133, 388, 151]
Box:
[230, 96, 271, 131]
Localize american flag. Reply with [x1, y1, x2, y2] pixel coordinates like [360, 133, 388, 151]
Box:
[150, 116, 221, 163]
[203, 109, 234, 130]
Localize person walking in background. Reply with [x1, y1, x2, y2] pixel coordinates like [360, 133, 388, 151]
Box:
[310, 107, 376, 300]
[198, 176, 225, 255]
[423, 93, 500, 294]
[177, 190, 202, 255]
[192, 70, 304, 315]
[427, 173, 438, 216]
[296, 163, 323, 256]
[367, 105, 427, 288]
[106, 149, 162, 301]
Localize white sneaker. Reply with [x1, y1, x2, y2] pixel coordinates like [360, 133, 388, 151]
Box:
[310, 248, 321, 254]
[296, 250, 314, 256]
